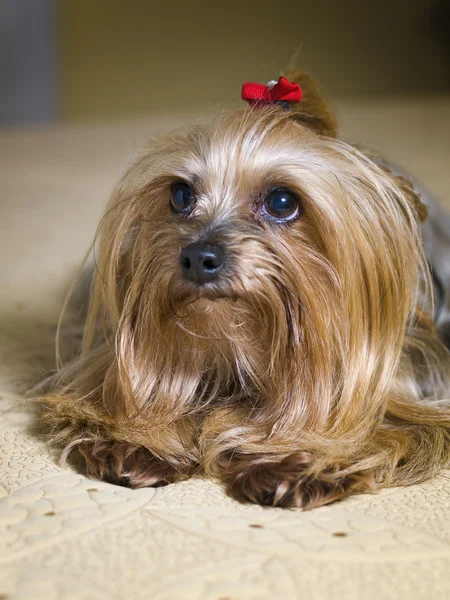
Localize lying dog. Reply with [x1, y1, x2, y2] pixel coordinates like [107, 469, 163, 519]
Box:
[41, 71, 450, 508]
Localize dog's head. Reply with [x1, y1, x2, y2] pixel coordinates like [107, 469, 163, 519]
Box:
[90, 73, 427, 435]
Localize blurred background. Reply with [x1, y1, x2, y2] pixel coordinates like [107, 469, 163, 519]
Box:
[1, 0, 449, 125]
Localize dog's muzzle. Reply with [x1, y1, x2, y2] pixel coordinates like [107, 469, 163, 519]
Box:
[180, 242, 225, 284]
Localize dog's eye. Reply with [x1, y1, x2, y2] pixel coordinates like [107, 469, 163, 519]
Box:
[263, 189, 300, 221]
[170, 182, 195, 213]
[263, 189, 299, 220]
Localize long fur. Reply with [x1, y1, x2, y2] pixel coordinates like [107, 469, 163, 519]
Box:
[40, 71, 450, 509]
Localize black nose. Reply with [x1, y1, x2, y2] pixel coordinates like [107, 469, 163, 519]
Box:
[180, 243, 225, 284]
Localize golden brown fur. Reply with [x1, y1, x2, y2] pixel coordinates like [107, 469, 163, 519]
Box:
[40, 71, 450, 509]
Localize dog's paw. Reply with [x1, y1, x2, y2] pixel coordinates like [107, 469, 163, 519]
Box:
[221, 452, 374, 509]
[66, 439, 186, 488]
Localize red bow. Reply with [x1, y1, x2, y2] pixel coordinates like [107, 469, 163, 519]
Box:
[241, 77, 302, 106]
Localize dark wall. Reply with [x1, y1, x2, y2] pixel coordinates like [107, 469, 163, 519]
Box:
[60, 0, 450, 120]
[0, 0, 448, 124]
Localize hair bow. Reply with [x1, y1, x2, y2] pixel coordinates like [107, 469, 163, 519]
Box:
[241, 77, 302, 107]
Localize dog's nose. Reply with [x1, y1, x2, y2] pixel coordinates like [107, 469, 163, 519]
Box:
[180, 243, 225, 284]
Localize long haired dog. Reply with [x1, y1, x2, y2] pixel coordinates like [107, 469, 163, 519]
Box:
[41, 71, 450, 508]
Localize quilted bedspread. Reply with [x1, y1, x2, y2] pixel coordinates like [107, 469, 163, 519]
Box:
[1, 100, 450, 599]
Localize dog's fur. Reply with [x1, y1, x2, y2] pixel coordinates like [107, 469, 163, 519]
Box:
[41, 71, 450, 509]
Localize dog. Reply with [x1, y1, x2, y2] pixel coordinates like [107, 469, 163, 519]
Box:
[41, 70, 450, 509]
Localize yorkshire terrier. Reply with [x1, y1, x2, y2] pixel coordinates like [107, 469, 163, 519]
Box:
[41, 70, 450, 509]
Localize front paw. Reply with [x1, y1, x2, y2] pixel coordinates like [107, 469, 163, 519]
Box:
[66, 439, 187, 488]
[221, 452, 373, 509]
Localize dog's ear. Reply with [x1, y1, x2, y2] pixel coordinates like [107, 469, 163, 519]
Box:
[283, 69, 338, 137]
[392, 173, 428, 223]
[379, 164, 428, 223]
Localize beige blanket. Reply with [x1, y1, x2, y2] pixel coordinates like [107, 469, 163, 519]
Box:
[1, 100, 449, 599]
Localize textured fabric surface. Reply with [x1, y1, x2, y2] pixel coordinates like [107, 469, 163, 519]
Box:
[1, 99, 450, 599]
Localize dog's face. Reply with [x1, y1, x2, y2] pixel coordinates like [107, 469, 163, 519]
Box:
[133, 110, 328, 340]
[96, 107, 424, 430]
